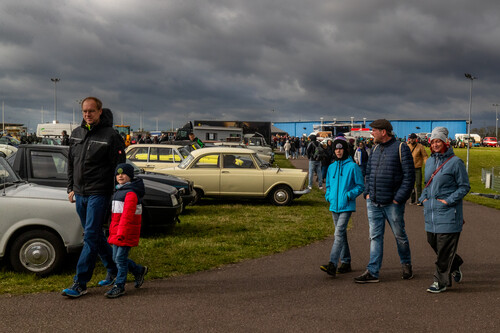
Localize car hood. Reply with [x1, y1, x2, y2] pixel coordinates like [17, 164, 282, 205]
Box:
[3, 183, 68, 200]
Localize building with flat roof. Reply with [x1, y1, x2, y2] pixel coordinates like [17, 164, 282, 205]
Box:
[273, 119, 467, 139]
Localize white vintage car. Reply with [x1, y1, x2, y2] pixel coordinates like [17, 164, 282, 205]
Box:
[126, 144, 190, 171]
[153, 147, 310, 206]
[0, 157, 83, 276]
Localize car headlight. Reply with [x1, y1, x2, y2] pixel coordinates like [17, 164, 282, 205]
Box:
[171, 194, 179, 206]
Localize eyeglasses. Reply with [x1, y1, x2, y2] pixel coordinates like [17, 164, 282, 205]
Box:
[82, 109, 97, 114]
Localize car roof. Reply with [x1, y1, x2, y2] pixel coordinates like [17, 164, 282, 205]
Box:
[189, 147, 256, 157]
[127, 143, 182, 149]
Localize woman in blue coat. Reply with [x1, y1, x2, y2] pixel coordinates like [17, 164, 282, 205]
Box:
[420, 127, 470, 293]
[320, 138, 364, 277]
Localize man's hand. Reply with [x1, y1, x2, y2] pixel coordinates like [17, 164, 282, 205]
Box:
[437, 199, 448, 205]
[393, 200, 399, 204]
[68, 191, 75, 203]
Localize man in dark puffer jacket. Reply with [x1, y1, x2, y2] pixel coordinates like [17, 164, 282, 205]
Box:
[62, 97, 126, 298]
[354, 119, 415, 284]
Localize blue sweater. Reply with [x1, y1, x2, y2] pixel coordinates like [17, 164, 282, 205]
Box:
[364, 137, 415, 204]
[325, 157, 364, 213]
[419, 147, 470, 233]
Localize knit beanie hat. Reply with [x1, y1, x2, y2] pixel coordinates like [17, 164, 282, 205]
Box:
[115, 163, 135, 180]
[430, 127, 448, 143]
[332, 138, 349, 160]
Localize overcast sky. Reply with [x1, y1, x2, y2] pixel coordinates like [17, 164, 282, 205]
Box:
[1, 0, 500, 132]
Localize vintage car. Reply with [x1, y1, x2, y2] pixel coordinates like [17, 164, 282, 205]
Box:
[0, 156, 83, 276]
[0, 144, 17, 158]
[0, 136, 20, 147]
[7, 144, 184, 230]
[126, 144, 190, 171]
[153, 147, 310, 206]
[211, 142, 273, 164]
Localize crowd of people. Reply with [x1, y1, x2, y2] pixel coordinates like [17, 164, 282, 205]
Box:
[41, 96, 469, 298]
[316, 119, 470, 294]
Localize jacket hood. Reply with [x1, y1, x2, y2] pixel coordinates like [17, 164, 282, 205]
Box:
[117, 177, 146, 198]
[332, 138, 349, 161]
[80, 108, 114, 128]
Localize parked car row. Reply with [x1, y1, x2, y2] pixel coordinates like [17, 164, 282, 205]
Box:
[2, 143, 309, 276]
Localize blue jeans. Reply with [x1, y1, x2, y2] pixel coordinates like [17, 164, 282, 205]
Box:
[329, 212, 352, 265]
[74, 194, 117, 286]
[366, 199, 411, 278]
[308, 160, 322, 187]
[112, 245, 143, 288]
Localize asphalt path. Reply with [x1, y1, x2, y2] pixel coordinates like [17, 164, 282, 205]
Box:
[1, 156, 500, 332]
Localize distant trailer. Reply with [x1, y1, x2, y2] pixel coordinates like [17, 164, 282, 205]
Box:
[36, 123, 75, 137]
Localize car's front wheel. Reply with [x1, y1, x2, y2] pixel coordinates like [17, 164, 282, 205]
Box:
[269, 185, 293, 206]
[9, 230, 65, 276]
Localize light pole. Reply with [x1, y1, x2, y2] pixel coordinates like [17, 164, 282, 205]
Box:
[464, 73, 477, 173]
[50, 78, 60, 123]
[494, 103, 499, 143]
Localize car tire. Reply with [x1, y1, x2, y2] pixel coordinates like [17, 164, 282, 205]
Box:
[9, 230, 66, 276]
[269, 185, 293, 206]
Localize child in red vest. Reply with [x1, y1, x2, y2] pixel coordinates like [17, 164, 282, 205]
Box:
[106, 163, 148, 298]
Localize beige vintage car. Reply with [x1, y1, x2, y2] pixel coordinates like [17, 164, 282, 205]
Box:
[152, 147, 310, 205]
[126, 144, 190, 171]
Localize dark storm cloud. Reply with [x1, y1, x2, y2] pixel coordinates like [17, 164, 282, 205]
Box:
[1, 0, 500, 131]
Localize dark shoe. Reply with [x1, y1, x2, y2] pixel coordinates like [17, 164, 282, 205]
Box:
[61, 282, 87, 298]
[354, 270, 379, 283]
[134, 266, 149, 288]
[402, 263, 414, 280]
[426, 282, 446, 293]
[105, 285, 126, 298]
[452, 266, 463, 283]
[337, 263, 352, 274]
[319, 262, 336, 277]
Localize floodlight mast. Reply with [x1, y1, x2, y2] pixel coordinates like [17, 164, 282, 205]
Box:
[464, 73, 476, 173]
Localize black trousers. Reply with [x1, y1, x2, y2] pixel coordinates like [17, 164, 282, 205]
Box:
[426, 232, 463, 287]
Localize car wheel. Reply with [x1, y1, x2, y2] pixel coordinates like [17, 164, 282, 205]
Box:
[9, 230, 65, 276]
[269, 185, 293, 206]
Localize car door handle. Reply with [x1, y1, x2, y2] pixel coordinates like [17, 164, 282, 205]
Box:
[222, 171, 230, 173]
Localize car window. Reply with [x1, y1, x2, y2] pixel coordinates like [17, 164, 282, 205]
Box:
[193, 154, 219, 168]
[150, 147, 178, 163]
[127, 147, 149, 161]
[222, 154, 255, 169]
[30, 151, 67, 179]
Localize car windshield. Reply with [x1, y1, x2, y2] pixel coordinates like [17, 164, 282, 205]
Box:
[254, 154, 269, 169]
[0, 157, 22, 187]
[178, 147, 191, 159]
[178, 154, 193, 169]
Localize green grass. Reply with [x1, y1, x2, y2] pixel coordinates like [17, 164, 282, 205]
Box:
[0, 154, 333, 295]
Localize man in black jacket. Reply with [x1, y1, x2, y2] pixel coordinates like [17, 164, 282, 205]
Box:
[354, 119, 415, 284]
[62, 97, 126, 298]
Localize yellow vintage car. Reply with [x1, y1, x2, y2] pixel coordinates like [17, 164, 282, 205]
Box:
[152, 147, 310, 206]
[126, 144, 189, 171]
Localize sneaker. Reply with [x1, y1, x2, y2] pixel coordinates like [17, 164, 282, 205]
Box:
[354, 270, 379, 283]
[319, 186, 323, 190]
[402, 263, 414, 280]
[319, 262, 336, 277]
[134, 266, 149, 288]
[105, 285, 126, 298]
[452, 267, 463, 283]
[337, 263, 352, 274]
[426, 282, 446, 293]
[98, 274, 116, 287]
[61, 282, 87, 298]
[308, 186, 312, 190]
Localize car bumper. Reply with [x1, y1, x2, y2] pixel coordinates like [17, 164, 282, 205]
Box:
[142, 203, 183, 230]
[181, 190, 197, 206]
[293, 188, 311, 196]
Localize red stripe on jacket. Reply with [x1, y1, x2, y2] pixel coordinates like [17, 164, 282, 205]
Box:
[108, 191, 142, 247]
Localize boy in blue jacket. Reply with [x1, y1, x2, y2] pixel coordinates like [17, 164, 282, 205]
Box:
[320, 138, 364, 277]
